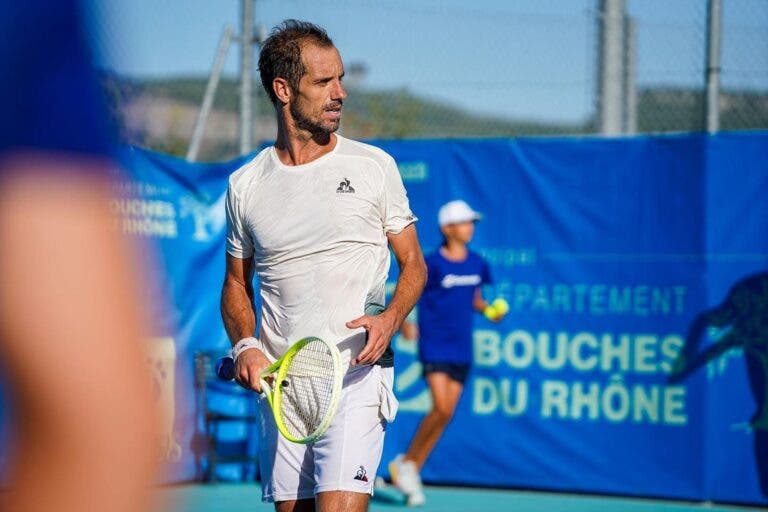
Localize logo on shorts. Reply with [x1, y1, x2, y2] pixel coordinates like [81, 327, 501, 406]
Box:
[336, 178, 355, 194]
[354, 465, 368, 482]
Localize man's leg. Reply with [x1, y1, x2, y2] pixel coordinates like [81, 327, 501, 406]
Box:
[258, 396, 316, 506]
[312, 366, 391, 505]
[275, 499, 314, 512]
[316, 491, 370, 512]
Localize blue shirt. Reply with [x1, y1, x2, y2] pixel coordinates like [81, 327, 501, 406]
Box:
[0, 0, 112, 157]
[418, 249, 492, 364]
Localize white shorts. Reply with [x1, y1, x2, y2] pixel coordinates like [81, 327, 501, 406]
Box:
[257, 364, 398, 503]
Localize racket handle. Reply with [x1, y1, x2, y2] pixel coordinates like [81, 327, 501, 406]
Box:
[215, 356, 235, 381]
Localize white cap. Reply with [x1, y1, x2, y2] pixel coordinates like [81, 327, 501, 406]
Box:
[438, 200, 482, 227]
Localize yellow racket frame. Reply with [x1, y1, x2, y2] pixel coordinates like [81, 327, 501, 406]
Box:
[259, 336, 343, 444]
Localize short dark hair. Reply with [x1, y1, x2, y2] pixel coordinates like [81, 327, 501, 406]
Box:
[258, 20, 334, 105]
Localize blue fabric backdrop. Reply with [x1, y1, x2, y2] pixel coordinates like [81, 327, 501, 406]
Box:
[107, 132, 767, 504]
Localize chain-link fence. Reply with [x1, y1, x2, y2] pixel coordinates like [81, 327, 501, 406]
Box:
[98, 0, 768, 161]
[720, 0, 768, 130]
[627, 0, 709, 133]
[627, 0, 768, 133]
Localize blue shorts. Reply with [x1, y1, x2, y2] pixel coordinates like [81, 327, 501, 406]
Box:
[422, 362, 471, 384]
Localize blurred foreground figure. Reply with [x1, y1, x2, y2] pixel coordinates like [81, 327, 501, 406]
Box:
[0, 1, 160, 511]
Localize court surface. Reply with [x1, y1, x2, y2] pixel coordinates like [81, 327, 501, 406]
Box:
[154, 483, 765, 512]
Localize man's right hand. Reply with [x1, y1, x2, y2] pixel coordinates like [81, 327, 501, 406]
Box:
[234, 348, 270, 393]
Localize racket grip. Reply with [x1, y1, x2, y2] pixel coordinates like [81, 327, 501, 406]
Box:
[215, 356, 235, 381]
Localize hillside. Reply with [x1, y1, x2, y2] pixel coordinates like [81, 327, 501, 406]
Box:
[103, 75, 767, 162]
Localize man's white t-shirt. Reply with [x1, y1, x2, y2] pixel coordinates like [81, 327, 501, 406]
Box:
[225, 135, 417, 366]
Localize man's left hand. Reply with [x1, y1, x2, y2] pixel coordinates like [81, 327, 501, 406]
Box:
[346, 311, 399, 365]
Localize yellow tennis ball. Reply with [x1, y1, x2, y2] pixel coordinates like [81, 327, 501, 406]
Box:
[483, 305, 499, 321]
[492, 298, 509, 316]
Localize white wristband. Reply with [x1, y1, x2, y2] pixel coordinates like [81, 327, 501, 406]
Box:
[232, 337, 261, 361]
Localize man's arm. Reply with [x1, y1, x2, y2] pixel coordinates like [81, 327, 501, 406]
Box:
[348, 223, 427, 365]
[221, 253, 256, 341]
[220, 253, 270, 391]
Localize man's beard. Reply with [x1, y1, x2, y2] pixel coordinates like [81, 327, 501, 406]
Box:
[290, 99, 340, 136]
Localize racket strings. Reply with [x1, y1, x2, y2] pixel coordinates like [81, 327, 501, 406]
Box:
[280, 339, 337, 439]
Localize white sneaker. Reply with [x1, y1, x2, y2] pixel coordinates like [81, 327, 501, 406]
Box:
[388, 454, 426, 506]
[406, 489, 426, 507]
[373, 475, 390, 494]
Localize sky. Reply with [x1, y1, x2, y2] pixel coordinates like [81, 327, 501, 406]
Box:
[95, 0, 768, 124]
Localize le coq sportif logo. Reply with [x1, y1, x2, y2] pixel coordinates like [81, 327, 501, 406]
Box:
[336, 178, 355, 193]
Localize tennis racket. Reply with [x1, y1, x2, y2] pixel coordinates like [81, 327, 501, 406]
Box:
[216, 336, 343, 444]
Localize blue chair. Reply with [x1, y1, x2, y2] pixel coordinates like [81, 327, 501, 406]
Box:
[194, 350, 259, 482]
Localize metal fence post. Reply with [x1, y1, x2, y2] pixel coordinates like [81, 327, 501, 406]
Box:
[705, 0, 722, 134]
[187, 26, 234, 162]
[597, 0, 625, 136]
[240, 0, 254, 154]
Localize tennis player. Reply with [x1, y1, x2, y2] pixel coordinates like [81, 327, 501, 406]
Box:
[388, 200, 505, 506]
[220, 20, 427, 512]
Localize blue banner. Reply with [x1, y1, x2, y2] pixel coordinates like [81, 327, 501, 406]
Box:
[376, 135, 709, 500]
[104, 132, 767, 504]
[700, 133, 768, 503]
